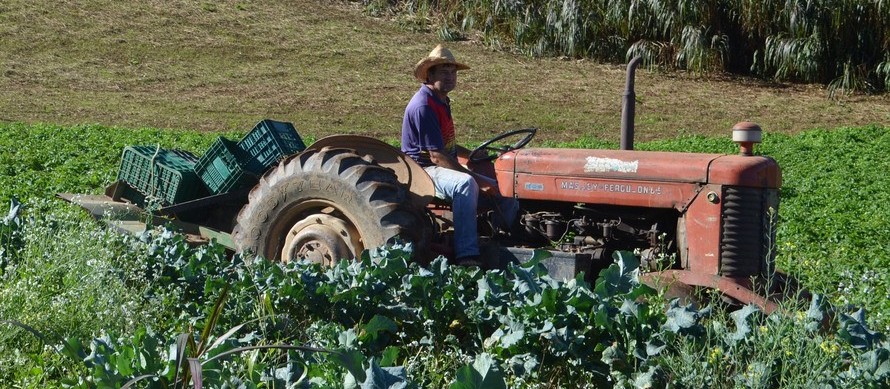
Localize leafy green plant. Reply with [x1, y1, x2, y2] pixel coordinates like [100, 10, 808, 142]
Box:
[450, 353, 506, 389]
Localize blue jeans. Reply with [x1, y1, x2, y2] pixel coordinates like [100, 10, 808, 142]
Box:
[424, 166, 519, 258]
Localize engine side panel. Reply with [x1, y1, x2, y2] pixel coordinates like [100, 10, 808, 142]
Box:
[496, 148, 781, 189]
[501, 171, 703, 210]
[498, 148, 723, 183]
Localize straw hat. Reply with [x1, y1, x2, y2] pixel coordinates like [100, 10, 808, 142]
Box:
[414, 44, 470, 82]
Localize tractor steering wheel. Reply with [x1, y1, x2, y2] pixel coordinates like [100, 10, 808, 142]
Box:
[468, 128, 537, 163]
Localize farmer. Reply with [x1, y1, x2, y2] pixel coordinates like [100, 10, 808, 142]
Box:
[401, 44, 519, 266]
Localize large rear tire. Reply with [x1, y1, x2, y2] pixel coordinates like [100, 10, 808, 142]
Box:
[233, 147, 423, 264]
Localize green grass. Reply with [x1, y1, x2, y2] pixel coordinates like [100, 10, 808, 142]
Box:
[766, 128, 890, 329]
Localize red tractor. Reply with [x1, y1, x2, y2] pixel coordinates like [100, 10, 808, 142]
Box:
[229, 59, 792, 312]
[64, 59, 796, 312]
[228, 122, 787, 308]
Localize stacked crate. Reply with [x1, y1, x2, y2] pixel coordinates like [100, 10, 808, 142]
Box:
[117, 119, 306, 207]
[238, 120, 306, 175]
[117, 146, 205, 207]
[194, 119, 306, 195]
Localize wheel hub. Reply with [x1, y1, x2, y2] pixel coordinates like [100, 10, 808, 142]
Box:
[281, 213, 361, 265]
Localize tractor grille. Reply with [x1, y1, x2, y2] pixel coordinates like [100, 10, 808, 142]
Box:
[720, 187, 779, 278]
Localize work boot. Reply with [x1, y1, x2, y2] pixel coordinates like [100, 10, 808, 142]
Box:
[454, 255, 483, 267]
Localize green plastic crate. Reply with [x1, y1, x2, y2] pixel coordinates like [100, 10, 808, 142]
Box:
[195, 137, 259, 195]
[238, 119, 306, 174]
[117, 146, 204, 207]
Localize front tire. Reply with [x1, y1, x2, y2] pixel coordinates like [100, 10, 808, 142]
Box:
[233, 147, 422, 264]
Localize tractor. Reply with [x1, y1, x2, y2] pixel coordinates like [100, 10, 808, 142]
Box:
[62, 58, 798, 313]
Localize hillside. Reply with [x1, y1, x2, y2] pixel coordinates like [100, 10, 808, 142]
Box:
[0, 0, 887, 144]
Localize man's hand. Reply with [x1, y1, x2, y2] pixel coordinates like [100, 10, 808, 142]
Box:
[429, 149, 466, 172]
[429, 149, 499, 197]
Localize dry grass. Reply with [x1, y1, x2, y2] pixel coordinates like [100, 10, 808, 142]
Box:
[0, 0, 887, 144]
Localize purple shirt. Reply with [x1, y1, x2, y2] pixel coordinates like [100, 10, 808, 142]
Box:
[401, 85, 456, 167]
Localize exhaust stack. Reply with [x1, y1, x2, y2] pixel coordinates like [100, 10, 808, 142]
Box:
[621, 56, 643, 150]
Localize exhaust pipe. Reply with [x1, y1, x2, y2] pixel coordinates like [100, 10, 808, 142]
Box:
[621, 56, 643, 151]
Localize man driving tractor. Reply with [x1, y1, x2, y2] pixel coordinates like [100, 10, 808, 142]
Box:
[401, 44, 519, 266]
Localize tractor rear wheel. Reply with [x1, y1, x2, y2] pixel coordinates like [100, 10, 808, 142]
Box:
[232, 147, 423, 264]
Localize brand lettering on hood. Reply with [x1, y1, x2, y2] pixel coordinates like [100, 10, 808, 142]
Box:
[584, 156, 639, 173]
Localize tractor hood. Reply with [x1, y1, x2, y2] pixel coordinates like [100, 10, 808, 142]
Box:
[495, 148, 781, 188]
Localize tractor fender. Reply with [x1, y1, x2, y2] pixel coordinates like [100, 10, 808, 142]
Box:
[303, 135, 436, 210]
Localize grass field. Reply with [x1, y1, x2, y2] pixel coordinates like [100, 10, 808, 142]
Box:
[0, 0, 887, 144]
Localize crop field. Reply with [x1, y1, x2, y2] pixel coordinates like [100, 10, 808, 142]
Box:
[1, 0, 890, 387]
[2, 123, 890, 387]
